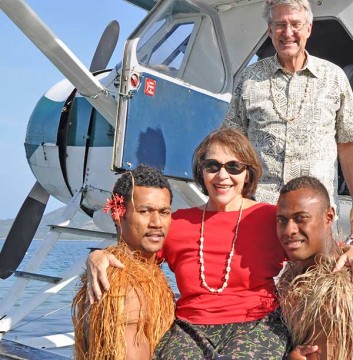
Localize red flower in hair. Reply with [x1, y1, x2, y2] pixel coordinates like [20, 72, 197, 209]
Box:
[103, 194, 126, 222]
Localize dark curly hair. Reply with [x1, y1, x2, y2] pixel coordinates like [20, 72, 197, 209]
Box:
[192, 127, 262, 198]
[280, 176, 330, 209]
[112, 164, 172, 204]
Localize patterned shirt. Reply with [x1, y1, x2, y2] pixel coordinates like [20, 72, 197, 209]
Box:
[223, 53, 353, 208]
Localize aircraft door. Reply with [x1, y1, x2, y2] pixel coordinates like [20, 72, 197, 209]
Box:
[113, 0, 232, 180]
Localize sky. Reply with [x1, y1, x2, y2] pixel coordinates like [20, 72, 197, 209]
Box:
[0, 0, 146, 220]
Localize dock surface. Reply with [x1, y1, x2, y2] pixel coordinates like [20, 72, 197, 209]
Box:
[0, 339, 69, 359]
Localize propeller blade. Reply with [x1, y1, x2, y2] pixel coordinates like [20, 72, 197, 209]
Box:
[90, 20, 120, 72]
[0, 0, 117, 127]
[0, 182, 50, 279]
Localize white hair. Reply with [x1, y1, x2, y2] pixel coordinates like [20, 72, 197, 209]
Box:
[263, 0, 313, 24]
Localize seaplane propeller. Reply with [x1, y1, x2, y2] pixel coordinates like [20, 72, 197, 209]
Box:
[0, 1, 120, 279]
[90, 20, 120, 72]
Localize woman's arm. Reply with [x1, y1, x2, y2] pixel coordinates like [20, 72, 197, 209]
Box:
[86, 249, 124, 304]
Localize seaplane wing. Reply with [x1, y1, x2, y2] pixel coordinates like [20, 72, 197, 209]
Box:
[0, 0, 123, 279]
[0, 0, 118, 126]
[125, 0, 156, 10]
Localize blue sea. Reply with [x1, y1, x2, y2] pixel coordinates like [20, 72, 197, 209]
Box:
[0, 239, 177, 358]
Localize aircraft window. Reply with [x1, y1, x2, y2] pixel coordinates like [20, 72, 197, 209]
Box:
[137, 22, 193, 77]
[136, 0, 197, 71]
[137, 20, 164, 51]
[148, 23, 193, 71]
[133, 0, 227, 93]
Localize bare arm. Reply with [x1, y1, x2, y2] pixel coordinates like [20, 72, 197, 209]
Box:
[338, 142, 353, 238]
[333, 142, 353, 280]
[125, 288, 150, 360]
[125, 323, 150, 360]
[86, 249, 125, 304]
[288, 319, 334, 360]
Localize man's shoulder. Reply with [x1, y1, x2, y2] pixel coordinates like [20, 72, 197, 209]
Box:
[236, 56, 275, 87]
[241, 56, 274, 76]
[172, 207, 200, 219]
[107, 245, 158, 272]
[309, 55, 345, 76]
[309, 55, 335, 66]
[246, 202, 277, 223]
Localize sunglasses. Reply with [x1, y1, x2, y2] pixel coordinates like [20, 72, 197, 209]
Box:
[201, 159, 248, 175]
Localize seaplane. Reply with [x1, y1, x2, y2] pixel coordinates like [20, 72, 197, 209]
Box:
[0, 0, 352, 358]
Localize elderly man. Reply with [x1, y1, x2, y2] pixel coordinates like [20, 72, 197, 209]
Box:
[72, 164, 175, 360]
[223, 0, 353, 237]
[276, 176, 353, 359]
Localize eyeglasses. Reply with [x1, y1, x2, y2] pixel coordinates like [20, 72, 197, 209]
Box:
[272, 22, 307, 33]
[201, 159, 248, 175]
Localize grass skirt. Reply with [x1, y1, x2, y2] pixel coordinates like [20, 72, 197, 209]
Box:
[72, 244, 175, 359]
[277, 253, 353, 359]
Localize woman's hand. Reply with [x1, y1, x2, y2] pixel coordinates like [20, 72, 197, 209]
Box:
[86, 249, 124, 304]
[287, 345, 319, 359]
[333, 243, 353, 282]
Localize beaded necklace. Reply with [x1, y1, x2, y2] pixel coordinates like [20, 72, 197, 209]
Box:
[199, 198, 244, 293]
[269, 72, 310, 122]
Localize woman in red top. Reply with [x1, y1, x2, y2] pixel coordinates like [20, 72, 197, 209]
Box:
[153, 127, 288, 359]
[86, 127, 291, 359]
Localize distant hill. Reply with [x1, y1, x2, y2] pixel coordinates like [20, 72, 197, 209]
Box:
[0, 207, 106, 240]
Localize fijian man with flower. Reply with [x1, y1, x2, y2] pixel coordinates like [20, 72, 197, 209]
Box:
[72, 164, 175, 360]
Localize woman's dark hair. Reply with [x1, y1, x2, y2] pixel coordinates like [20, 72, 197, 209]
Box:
[192, 127, 262, 198]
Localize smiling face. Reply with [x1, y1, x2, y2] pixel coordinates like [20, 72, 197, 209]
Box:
[120, 186, 172, 260]
[276, 188, 335, 269]
[268, 5, 312, 71]
[202, 141, 248, 211]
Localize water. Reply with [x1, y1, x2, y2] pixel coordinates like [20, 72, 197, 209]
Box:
[0, 239, 177, 358]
